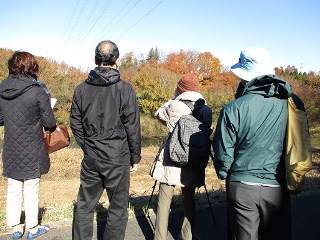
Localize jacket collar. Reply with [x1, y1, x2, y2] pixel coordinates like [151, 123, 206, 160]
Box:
[86, 67, 120, 86]
[242, 74, 292, 99]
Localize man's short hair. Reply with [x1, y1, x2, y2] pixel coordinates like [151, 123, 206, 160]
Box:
[95, 40, 119, 66]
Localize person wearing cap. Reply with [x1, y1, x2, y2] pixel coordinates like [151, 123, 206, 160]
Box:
[70, 40, 141, 240]
[212, 47, 293, 239]
[151, 73, 212, 240]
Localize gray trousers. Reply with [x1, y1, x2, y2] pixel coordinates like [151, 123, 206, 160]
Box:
[227, 181, 291, 240]
[154, 183, 195, 240]
[72, 156, 130, 240]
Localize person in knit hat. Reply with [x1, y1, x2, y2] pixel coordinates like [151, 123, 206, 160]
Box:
[176, 73, 200, 95]
[150, 73, 212, 240]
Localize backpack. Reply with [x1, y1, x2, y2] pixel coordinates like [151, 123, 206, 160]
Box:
[169, 98, 213, 168]
[285, 94, 312, 194]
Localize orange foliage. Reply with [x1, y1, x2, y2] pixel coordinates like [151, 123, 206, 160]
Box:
[216, 68, 238, 86]
[0, 48, 14, 80]
[161, 50, 193, 75]
[274, 67, 283, 76]
[195, 52, 222, 84]
[120, 66, 138, 86]
[282, 76, 320, 124]
[162, 50, 222, 86]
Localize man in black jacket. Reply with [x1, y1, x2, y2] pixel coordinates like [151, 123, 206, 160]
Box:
[70, 40, 141, 240]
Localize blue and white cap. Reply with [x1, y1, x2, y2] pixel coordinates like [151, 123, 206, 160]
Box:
[231, 47, 275, 81]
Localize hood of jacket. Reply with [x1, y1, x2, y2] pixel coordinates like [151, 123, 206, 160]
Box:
[0, 75, 38, 100]
[175, 91, 205, 102]
[242, 74, 292, 99]
[85, 67, 120, 86]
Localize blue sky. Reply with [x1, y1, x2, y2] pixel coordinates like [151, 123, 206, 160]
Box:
[0, 0, 319, 73]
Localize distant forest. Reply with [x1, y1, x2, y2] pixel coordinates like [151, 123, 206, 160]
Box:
[0, 48, 319, 138]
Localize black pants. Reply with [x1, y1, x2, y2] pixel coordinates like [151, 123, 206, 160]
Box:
[227, 181, 291, 240]
[72, 156, 130, 240]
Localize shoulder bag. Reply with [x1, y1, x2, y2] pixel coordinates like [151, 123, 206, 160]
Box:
[44, 125, 70, 154]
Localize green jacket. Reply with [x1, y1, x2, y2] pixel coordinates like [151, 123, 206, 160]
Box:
[213, 75, 292, 185]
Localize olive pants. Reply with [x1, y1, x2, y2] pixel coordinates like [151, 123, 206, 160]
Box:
[154, 183, 195, 240]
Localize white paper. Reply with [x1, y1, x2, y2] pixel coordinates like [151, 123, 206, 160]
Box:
[51, 98, 57, 108]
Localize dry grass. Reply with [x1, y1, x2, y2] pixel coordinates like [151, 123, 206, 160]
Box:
[0, 146, 226, 233]
[0, 135, 320, 233]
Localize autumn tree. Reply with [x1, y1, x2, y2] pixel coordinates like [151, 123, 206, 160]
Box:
[36, 57, 87, 124]
[194, 52, 222, 85]
[215, 67, 238, 86]
[162, 50, 192, 75]
[120, 52, 139, 70]
[274, 67, 284, 76]
[286, 65, 299, 75]
[133, 65, 178, 115]
[0, 48, 14, 80]
[119, 52, 140, 84]
[305, 71, 320, 90]
[162, 50, 222, 86]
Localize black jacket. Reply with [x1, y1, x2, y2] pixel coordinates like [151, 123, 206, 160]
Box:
[70, 67, 141, 165]
[0, 75, 56, 179]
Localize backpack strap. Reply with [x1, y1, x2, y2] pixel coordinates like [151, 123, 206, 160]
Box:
[180, 100, 194, 111]
[180, 98, 206, 112]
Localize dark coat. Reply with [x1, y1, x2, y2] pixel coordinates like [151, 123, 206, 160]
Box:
[70, 67, 141, 166]
[213, 75, 292, 185]
[0, 75, 56, 179]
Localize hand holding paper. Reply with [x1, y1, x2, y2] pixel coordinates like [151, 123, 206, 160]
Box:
[51, 98, 57, 108]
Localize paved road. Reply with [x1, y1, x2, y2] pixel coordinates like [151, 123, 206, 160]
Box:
[1, 191, 320, 240]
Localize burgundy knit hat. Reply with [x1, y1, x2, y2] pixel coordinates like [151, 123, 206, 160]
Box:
[176, 73, 200, 94]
